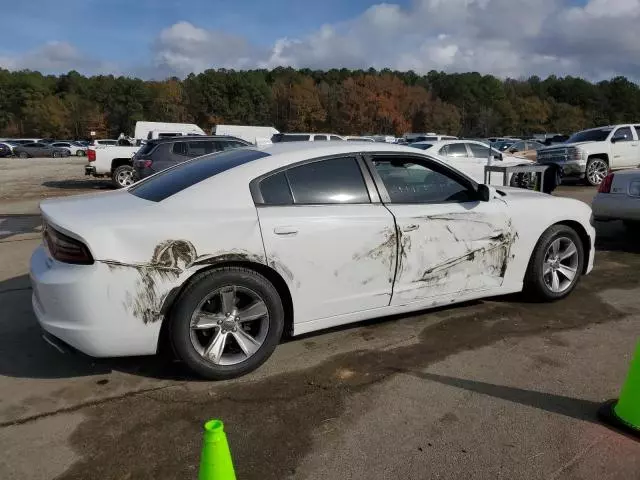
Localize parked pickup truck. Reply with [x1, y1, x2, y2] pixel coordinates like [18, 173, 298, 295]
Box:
[85, 144, 139, 188]
[537, 124, 640, 186]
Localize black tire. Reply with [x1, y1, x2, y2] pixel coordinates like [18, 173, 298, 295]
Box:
[111, 164, 135, 188]
[523, 225, 584, 301]
[19, 152, 28, 159]
[585, 157, 608, 186]
[52, 151, 60, 158]
[76, 150, 85, 157]
[169, 266, 285, 380]
[623, 221, 640, 234]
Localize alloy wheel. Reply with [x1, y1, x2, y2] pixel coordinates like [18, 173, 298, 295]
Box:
[543, 237, 579, 293]
[116, 169, 135, 187]
[587, 159, 608, 185]
[189, 285, 269, 366]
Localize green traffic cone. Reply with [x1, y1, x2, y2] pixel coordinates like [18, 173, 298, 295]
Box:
[199, 419, 237, 480]
[598, 340, 640, 437]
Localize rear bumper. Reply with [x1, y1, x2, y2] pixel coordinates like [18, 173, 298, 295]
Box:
[134, 167, 155, 180]
[30, 245, 161, 357]
[592, 193, 640, 222]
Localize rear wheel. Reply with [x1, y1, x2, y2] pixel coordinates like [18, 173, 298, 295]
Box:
[585, 157, 608, 186]
[169, 267, 284, 380]
[524, 225, 584, 301]
[76, 150, 85, 157]
[19, 152, 28, 159]
[52, 151, 60, 158]
[112, 165, 135, 188]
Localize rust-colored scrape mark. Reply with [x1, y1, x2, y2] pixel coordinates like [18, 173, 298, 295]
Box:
[101, 241, 266, 324]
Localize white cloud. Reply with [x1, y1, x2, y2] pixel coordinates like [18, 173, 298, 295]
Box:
[2, 0, 640, 80]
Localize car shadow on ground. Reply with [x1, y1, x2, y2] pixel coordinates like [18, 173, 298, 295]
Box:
[41, 179, 114, 191]
[0, 214, 42, 240]
[0, 274, 193, 381]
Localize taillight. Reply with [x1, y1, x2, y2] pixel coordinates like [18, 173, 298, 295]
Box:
[43, 224, 94, 265]
[598, 173, 614, 193]
[135, 159, 153, 168]
[87, 149, 96, 162]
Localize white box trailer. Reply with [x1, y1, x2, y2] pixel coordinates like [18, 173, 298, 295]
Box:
[214, 125, 279, 145]
[134, 121, 205, 140]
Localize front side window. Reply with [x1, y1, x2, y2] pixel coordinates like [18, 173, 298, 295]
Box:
[372, 157, 476, 204]
[329, 136, 343, 141]
[313, 135, 327, 141]
[613, 127, 633, 142]
[187, 141, 215, 156]
[285, 157, 370, 204]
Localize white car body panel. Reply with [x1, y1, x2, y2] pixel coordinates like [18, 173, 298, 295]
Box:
[134, 121, 205, 140]
[90, 145, 140, 175]
[214, 125, 279, 145]
[30, 142, 595, 358]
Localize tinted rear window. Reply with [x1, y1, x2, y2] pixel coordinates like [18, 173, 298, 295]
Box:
[129, 149, 269, 202]
[137, 143, 157, 156]
[280, 134, 311, 142]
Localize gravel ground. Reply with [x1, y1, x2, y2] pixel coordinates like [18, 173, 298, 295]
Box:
[0, 157, 113, 203]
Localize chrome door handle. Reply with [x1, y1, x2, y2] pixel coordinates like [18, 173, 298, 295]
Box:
[274, 226, 298, 236]
[402, 224, 419, 232]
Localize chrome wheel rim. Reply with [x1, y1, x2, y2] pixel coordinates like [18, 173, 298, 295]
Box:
[189, 285, 269, 366]
[587, 160, 608, 185]
[543, 237, 579, 293]
[117, 169, 134, 187]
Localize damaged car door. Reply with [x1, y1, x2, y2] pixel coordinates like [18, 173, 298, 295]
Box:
[253, 156, 397, 324]
[368, 155, 516, 305]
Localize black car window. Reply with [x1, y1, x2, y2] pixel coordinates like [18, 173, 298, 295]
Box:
[259, 171, 293, 205]
[329, 136, 343, 141]
[280, 134, 311, 142]
[372, 157, 476, 204]
[129, 149, 269, 202]
[216, 140, 245, 151]
[285, 157, 370, 204]
[613, 126, 633, 142]
[137, 143, 156, 156]
[313, 136, 327, 141]
[172, 142, 188, 156]
[187, 141, 215, 156]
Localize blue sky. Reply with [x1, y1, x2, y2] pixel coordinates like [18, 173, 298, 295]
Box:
[1, 0, 400, 63]
[0, 0, 636, 81]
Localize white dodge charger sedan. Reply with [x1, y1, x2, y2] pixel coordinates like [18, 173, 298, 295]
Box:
[30, 142, 595, 379]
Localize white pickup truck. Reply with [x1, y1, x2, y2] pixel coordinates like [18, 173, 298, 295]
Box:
[537, 124, 640, 186]
[85, 144, 139, 188]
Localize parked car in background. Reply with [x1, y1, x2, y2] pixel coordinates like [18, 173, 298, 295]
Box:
[504, 140, 545, 161]
[133, 136, 251, 180]
[214, 125, 279, 145]
[51, 141, 87, 157]
[272, 133, 345, 142]
[405, 133, 458, 143]
[417, 140, 536, 188]
[0, 143, 11, 157]
[89, 139, 119, 147]
[86, 144, 140, 188]
[409, 142, 434, 150]
[543, 135, 569, 146]
[537, 124, 640, 186]
[12, 138, 43, 145]
[592, 170, 640, 230]
[0, 141, 19, 156]
[30, 142, 594, 379]
[492, 139, 520, 152]
[14, 143, 70, 158]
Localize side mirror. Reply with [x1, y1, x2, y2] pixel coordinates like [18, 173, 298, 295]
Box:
[477, 184, 495, 202]
[492, 153, 502, 161]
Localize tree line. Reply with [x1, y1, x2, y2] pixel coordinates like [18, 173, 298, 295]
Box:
[1, 67, 639, 139]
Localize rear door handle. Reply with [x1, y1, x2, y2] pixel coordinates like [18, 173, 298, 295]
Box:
[274, 226, 298, 236]
[402, 224, 419, 232]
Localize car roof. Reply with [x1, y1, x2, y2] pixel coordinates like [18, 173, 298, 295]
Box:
[147, 135, 248, 145]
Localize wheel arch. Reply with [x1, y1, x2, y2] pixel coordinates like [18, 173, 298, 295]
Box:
[157, 260, 294, 355]
[553, 220, 591, 274]
[587, 153, 609, 165]
[111, 158, 133, 173]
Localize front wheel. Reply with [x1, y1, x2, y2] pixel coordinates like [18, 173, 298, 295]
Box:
[169, 267, 285, 380]
[52, 151, 60, 158]
[585, 157, 608, 186]
[111, 165, 135, 188]
[524, 225, 584, 301]
[19, 152, 28, 159]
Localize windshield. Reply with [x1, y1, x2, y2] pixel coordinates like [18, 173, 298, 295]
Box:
[566, 128, 613, 143]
